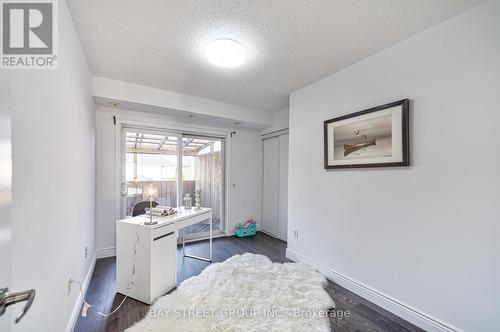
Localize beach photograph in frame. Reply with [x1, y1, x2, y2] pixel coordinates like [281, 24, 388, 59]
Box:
[324, 99, 409, 169]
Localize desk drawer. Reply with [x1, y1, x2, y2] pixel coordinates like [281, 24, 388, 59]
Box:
[151, 223, 176, 240]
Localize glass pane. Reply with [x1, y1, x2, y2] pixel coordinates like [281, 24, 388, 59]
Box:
[125, 131, 178, 217]
[182, 136, 224, 235]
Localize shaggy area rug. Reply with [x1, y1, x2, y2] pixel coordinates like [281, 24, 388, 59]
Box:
[126, 253, 334, 332]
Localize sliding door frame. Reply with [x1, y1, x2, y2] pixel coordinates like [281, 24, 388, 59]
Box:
[114, 117, 231, 236]
[181, 133, 226, 240]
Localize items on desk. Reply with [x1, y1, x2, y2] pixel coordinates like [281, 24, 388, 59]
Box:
[183, 193, 192, 209]
[195, 190, 201, 210]
[145, 206, 176, 217]
[145, 184, 159, 225]
[234, 218, 257, 237]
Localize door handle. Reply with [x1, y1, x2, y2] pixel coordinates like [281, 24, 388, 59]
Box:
[0, 287, 36, 323]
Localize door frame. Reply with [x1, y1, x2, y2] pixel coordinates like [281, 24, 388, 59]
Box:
[114, 117, 231, 236]
[0, 84, 12, 329]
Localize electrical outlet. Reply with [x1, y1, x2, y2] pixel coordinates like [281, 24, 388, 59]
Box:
[293, 229, 299, 240]
[67, 275, 72, 295]
[85, 246, 88, 258]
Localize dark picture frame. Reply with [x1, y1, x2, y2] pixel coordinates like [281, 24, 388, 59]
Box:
[324, 99, 410, 169]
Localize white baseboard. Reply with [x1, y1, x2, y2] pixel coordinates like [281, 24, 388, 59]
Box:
[96, 247, 116, 258]
[286, 248, 463, 332]
[65, 254, 96, 332]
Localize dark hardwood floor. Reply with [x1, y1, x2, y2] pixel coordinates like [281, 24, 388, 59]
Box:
[74, 233, 423, 332]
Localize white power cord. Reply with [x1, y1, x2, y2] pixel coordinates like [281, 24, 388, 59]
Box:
[70, 279, 128, 317]
[70, 225, 140, 318]
[126, 225, 140, 290]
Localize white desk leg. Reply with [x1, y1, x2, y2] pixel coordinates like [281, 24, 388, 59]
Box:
[183, 217, 212, 263]
[182, 227, 186, 256]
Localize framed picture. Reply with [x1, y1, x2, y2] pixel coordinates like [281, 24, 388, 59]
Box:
[324, 99, 409, 169]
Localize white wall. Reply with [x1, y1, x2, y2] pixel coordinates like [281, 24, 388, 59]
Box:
[287, 2, 500, 332]
[96, 108, 262, 257]
[9, 1, 95, 332]
[261, 108, 289, 135]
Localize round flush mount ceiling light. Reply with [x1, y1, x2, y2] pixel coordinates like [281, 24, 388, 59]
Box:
[205, 39, 246, 68]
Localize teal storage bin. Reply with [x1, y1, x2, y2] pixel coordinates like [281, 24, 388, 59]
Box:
[235, 223, 256, 237]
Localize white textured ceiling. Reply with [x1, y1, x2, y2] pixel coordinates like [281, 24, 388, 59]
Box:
[68, 0, 482, 112]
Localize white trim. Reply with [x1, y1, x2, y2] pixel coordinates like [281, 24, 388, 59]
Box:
[114, 118, 231, 229]
[260, 230, 287, 243]
[260, 229, 279, 239]
[261, 135, 287, 241]
[114, 117, 232, 138]
[224, 137, 232, 235]
[260, 138, 264, 233]
[260, 128, 289, 140]
[65, 254, 96, 332]
[285, 248, 463, 332]
[96, 247, 116, 259]
[176, 134, 183, 208]
[114, 122, 122, 222]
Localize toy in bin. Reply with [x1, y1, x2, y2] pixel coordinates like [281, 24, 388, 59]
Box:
[234, 218, 257, 237]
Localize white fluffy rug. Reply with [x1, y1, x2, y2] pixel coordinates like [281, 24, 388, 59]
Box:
[126, 253, 335, 332]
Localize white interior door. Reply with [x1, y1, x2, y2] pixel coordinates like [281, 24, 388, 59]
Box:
[0, 87, 13, 330]
[0, 74, 35, 330]
[278, 134, 289, 240]
[262, 137, 280, 237]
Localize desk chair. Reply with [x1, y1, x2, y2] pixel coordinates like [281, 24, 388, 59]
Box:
[132, 201, 158, 217]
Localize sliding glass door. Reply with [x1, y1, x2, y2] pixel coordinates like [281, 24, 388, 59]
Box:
[123, 129, 179, 217]
[182, 135, 225, 238]
[121, 127, 225, 237]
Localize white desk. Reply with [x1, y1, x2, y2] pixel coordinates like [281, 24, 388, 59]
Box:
[116, 207, 212, 304]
